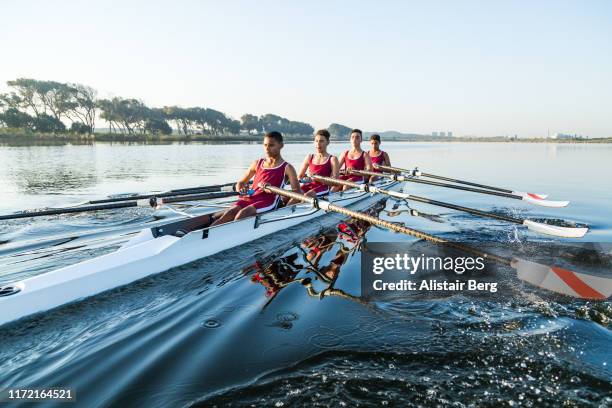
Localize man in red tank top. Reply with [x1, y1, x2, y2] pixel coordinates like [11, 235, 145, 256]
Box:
[337, 128, 373, 190]
[296, 129, 339, 197]
[368, 134, 391, 179]
[211, 131, 301, 226]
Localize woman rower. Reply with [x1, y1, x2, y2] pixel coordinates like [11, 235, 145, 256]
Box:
[337, 128, 372, 191]
[368, 134, 391, 180]
[296, 129, 339, 198]
[211, 131, 300, 226]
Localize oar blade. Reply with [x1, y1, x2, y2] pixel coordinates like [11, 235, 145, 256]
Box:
[513, 191, 548, 200]
[512, 258, 611, 299]
[522, 194, 569, 208]
[523, 220, 588, 238]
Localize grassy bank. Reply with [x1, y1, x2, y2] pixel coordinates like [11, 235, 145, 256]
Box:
[0, 128, 610, 144]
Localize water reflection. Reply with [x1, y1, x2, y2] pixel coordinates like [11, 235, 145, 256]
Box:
[245, 201, 385, 307]
[15, 166, 98, 193]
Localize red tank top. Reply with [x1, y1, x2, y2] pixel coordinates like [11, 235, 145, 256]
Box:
[308, 154, 333, 177]
[369, 151, 386, 172]
[344, 150, 365, 171]
[253, 158, 287, 192]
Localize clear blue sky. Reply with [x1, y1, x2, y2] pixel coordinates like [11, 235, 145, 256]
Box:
[1, 0, 611, 137]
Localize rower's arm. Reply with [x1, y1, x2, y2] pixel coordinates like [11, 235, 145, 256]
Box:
[237, 160, 257, 192]
[285, 164, 302, 193]
[364, 153, 373, 171]
[384, 152, 391, 166]
[338, 152, 346, 169]
[297, 155, 310, 179]
[330, 155, 340, 178]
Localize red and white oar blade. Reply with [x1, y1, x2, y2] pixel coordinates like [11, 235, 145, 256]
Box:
[523, 220, 588, 238]
[512, 258, 611, 299]
[522, 194, 569, 208]
[513, 191, 548, 200]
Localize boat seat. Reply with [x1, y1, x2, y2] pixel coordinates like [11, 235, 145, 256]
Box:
[150, 214, 215, 238]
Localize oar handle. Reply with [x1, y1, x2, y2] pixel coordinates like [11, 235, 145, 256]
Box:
[311, 175, 365, 190]
[89, 183, 237, 205]
[374, 164, 418, 175]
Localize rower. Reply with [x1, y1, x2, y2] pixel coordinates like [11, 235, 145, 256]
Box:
[337, 128, 373, 191]
[367, 134, 391, 181]
[295, 129, 340, 199]
[211, 131, 300, 226]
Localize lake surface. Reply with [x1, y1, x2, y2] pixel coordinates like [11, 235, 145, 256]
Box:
[0, 142, 610, 407]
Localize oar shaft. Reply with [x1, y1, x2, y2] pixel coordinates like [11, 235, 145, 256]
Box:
[419, 172, 513, 194]
[406, 195, 523, 225]
[88, 183, 236, 204]
[0, 191, 237, 220]
[352, 169, 522, 200]
[153, 191, 237, 205]
[262, 183, 512, 265]
[0, 202, 139, 220]
[312, 175, 366, 190]
[312, 175, 523, 225]
[375, 164, 514, 194]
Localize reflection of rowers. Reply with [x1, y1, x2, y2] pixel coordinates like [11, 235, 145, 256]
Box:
[302, 203, 383, 282]
[249, 253, 302, 298]
[246, 200, 388, 303]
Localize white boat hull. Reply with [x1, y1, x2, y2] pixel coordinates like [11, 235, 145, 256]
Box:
[0, 181, 401, 326]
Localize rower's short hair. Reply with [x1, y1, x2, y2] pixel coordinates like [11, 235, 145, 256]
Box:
[264, 131, 283, 143]
[370, 134, 381, 142]
[351, 129, 363, 137]
[315, 129, 331, 141]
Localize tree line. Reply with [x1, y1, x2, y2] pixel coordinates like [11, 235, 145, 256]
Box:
[0, 78, 315, 137]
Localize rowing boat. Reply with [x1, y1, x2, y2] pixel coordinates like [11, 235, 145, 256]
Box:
[0, 179, 402, 326]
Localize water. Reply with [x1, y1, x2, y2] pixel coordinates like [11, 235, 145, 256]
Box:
[0, 142, 610, 407]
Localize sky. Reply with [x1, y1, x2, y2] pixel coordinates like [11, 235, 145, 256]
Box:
[1, 0, 611, 138]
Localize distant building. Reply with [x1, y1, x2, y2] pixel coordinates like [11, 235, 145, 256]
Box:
[448, 131, 453, 137]
[432, 132, 438, 137]
[439, 132, 446, 137]
[554, 133, 585, 140]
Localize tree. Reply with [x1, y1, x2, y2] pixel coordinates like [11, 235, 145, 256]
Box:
[258, 113, 314, 136]
[0, 108, 34, 128]
[240, 113, 261, 134]
[32, 113, 66, 133]
[6, 78, 74, 121]
[225, 119, 241, 135]
[162, 106, 193, 135]
[66, 83, 97, 133]
[3, 78, 99, 133]
[144, 118, 172, 135]
[0, 92, 23, 111]
[70, 122, 91, 134]
[97, 97, 150, 134]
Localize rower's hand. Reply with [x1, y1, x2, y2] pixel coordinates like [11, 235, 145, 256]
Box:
[300, 177, 312, 184]
[236, 181, 248, 195]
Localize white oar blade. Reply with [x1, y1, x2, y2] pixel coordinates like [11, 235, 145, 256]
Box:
[513, 191, 548, 199]
[522, 194, 569, 208]
[523, 220, 588, 238]
[512, 258, 612, 299]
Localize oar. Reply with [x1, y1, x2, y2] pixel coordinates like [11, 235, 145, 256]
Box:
[374, 164, 548, 199]
[312, 176, 587, 238]
[86, 182, 237, 205]
[0, 191, 238, 220]
[352, 169, 569, 208]
[262, 184, 610, 300]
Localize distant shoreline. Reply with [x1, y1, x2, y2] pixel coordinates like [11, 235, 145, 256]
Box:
[0, 131, 610, 144]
